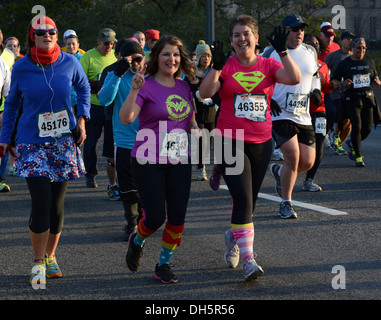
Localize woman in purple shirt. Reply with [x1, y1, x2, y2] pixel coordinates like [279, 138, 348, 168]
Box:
[120, 35, 199, 283]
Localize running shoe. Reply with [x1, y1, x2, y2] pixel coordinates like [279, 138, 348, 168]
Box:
[209, 164, 222, 191]
[269, 163, 282, 197]
[271, 148, 284, 161]
[154, 263, 178, 284]
[242, 255, 264, 281]
[30, 262, 46, 288]
[86, 176, 98, 188]
[331, 135, 339, 150]
[345, 140, 356, 160]
[324, 133, 333, 149]
[45, 254, 62, 278]
[197, 167, 208, 181]
[0, 177, 10, 193]
[336, 144, 348, 156]
[331, 136, 347, 155]
[107, 184, 120, 201]
[125, 232, 144, 273]
[279, 201, 298, 219]
[224, 230, 240, 268]
[122, 224, 137, 242]
[302, 178, 322, 192]
[354, 156, 365, 167]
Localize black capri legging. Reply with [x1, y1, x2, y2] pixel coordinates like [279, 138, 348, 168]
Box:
[26, 177, 68, 234]
[344, 94, 374, 157]
[131, 158, 192, 230]
[218, 137, 273, 225]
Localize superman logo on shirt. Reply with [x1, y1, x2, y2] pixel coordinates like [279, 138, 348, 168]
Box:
[232, 71, 266, 93]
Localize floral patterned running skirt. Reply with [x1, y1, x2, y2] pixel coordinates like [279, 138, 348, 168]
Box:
[15, 135, 86, 182]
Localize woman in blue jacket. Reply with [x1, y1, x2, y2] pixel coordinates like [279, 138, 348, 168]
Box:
[0, 16, 90, 287]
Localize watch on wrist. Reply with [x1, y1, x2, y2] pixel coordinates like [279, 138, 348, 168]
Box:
[278, 50, 288, 58]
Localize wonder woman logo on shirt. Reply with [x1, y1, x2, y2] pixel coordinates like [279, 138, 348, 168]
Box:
[166, 94, 191, 121]
[232, 71, 266, 93]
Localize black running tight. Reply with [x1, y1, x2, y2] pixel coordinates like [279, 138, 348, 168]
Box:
[218, 138, 273, 225]
[26, 177, 68, 234]
[345, 100, 373, 157]
[131, 158, 192, 230]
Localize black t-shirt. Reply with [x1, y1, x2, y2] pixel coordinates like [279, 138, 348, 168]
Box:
[331, 56, 378, 93]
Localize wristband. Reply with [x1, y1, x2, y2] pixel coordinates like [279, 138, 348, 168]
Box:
[278, 50, 288, 58]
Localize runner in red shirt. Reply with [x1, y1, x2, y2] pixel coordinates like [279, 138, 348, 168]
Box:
[319, 22, 340, 61]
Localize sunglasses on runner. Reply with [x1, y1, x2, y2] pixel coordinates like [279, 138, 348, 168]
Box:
[290, 25, 305, 32]
[33, 29, 58, 37]
[131, 56, 144, 63]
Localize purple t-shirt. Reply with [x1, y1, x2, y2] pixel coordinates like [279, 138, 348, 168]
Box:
[131, 76, 194, 164]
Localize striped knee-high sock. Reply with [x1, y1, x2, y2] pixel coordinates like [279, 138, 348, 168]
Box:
[159, 222, 184, 266]
[230, 223, 254, 262]
[133, 217, 156, 247]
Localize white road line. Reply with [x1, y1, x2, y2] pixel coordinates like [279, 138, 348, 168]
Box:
[219, 185, 348, 216]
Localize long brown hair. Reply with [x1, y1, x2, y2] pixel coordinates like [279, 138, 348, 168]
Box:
[146, 35, 196, 82]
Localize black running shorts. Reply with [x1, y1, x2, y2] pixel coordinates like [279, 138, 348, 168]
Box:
[272, 120, 316, 148]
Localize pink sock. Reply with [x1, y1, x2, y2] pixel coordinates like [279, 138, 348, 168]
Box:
[231, 223, 254, 262]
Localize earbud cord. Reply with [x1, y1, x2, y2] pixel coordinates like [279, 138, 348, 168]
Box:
[36, 48, 55, 113]
[36, 47, 60, 145]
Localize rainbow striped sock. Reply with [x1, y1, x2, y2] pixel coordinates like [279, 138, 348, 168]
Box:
[231, 223, 254, 262]
[158, 246, 174, 266]
[158, 222, 184, 266]
[133, 217, 156, 247]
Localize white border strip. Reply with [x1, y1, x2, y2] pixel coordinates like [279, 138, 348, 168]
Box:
[220, 185, 348, 216]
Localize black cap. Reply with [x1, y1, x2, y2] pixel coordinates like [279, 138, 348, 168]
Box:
[120, 40, 144, 57]
[282, 14, 308, 28]
[340, 31, 355, 40]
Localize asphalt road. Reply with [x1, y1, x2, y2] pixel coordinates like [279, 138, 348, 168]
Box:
[1, 124, 380, 306]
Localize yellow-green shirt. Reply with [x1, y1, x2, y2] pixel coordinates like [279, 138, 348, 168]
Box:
[1, 49, 15, 71]
[79, 48, 117, 105]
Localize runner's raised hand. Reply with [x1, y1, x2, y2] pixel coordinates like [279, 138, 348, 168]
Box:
[132, 64, 147, 90]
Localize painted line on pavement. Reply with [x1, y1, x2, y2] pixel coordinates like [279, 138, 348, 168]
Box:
[220, 185, 348, 216]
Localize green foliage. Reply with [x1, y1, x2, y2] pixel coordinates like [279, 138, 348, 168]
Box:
[0, 0, 93, 52]
[0, 0, 361, 57]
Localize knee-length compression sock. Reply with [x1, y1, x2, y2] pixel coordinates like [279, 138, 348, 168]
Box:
[231, 223, 254, 262]
[133, 217, 156, 247]
[158, 222, 184, 266]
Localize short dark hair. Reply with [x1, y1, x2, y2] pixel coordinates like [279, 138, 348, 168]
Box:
[229, 15, 258, 39]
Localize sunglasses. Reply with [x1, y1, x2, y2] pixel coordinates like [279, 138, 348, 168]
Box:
[33, 29, 58, 37]
[131, 56, 144, 63]
[290, 26, 305, 32]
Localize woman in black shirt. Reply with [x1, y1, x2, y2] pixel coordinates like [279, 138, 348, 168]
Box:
[331, 37, 381, 167]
